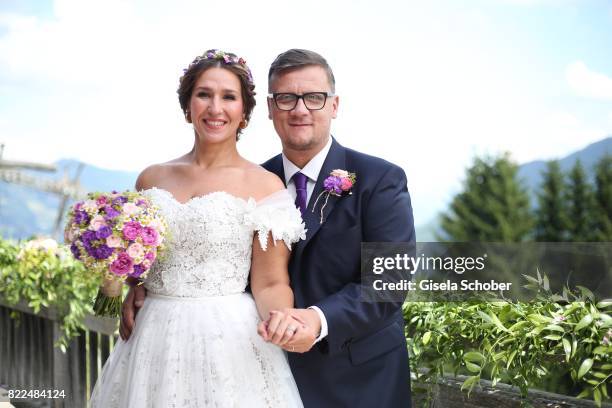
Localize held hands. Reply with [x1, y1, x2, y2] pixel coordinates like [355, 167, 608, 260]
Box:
[257, 308, 321, 353]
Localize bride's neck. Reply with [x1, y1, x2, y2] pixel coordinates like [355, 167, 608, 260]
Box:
[189, 135, 241, 169]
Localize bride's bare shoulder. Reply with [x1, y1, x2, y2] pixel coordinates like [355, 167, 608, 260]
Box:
[242, 162, 285, 200]
[135, 158, 190, 191]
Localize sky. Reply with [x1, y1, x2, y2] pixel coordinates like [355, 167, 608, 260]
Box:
[1, 0, 611, 226]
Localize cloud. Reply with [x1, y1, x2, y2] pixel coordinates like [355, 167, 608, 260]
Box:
[0, 0, 610, 225]
[566, 61, 612, 101]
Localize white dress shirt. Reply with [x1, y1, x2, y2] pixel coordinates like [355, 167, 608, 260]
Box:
[282, 137, 332, 343]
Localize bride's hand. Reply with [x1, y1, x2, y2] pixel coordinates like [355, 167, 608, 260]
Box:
[258, 310, 305, 346]
[119, 284, 146, 341]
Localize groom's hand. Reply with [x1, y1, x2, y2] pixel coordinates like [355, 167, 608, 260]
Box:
[119, 285, 146, 341]
[283, 308, 320, 353]
[258, 309, 305, 344]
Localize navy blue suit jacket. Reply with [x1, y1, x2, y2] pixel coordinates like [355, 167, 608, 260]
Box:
[262, 138, 415, 408]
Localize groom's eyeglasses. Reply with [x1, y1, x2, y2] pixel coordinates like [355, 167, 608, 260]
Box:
[268, 92, 334, 111]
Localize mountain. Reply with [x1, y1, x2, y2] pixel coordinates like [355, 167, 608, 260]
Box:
[415, 136, 612, 241]
[0, 160, 138, 240]
[2, 137, 611, 241]
[517, 137, 612, 199]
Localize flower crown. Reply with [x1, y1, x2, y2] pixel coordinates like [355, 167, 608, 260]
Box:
[183, 49, 254, 86]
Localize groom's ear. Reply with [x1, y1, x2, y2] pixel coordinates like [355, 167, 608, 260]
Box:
[331, 95, 339, 119]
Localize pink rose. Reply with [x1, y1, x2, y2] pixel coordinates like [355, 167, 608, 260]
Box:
[148, 219, 166, 234]
[145, 250, 156, 261]
[331, 169, 349, 178]
[141, 227, 159, 246]
[340, 178, 353, 191]
[122, 222, 141, 240]
[96, 196, 108, 206]
[106, 235, 122, 248]
[110, 252, 134, 275]
[89, 215, 107, 231]
[127, 242, 144, 259]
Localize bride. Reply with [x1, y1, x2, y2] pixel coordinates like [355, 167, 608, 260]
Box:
[90, 50, 306, 407]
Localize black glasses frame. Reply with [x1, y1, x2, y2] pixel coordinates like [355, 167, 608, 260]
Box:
[268, 92, 334, 111]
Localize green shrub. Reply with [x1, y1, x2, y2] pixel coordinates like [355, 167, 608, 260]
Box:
[404, 274, 612, 406]
[0, 237, 101, 351]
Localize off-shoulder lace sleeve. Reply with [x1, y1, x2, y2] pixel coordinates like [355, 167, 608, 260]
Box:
[245, 189, 306, 251]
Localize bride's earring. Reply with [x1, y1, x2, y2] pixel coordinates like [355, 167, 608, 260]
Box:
[185, 110, 191, 123]
[239, 119, 248, 129]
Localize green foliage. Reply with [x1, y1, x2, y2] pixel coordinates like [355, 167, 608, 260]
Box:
[405, 274, 612, 407]
[593, 155, 612, 241]
[0, 237, 101, 351]
[439, 153, 533, 242]
[535, 160, 569, 241]
[565, 160, 596, 241]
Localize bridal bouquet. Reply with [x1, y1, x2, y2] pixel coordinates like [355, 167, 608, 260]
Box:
[65, 191, 167, 316]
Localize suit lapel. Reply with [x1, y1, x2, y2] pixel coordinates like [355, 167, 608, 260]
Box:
[297, 138, 346, 252]
[264, 154, 286, 184]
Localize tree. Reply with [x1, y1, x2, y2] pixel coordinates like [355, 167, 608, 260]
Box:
[565, 160, 595, 241]
[439, 153, 533, 242]
[534, 160, 568, 241]
[592, 154, 612, 241]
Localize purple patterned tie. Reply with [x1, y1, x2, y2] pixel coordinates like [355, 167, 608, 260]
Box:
[292, 172, 308, 215]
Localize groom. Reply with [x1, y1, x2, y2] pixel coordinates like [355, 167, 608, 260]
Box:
[261, 49, 415, 407]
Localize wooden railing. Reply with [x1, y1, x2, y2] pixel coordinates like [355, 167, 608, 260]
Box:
[0, 298, 117, 408]
[1, 298, 609, 408]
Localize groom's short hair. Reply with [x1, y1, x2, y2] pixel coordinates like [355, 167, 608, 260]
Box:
[268, 49, 336, 93]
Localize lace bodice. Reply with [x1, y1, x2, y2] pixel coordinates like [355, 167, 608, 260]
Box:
[141, 188, 305, 297]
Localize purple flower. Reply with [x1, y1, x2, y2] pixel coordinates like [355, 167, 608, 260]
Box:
[136, 199, 147, 207]
[73, 210, 90, 225]
[84, 243, 98, 258]
[132, 263, 145, 278]
[145, 251, 156, 261]
[141, 227, 159, 245]
[323, 176, 343, 195]
[94, 245, 113, 260]
[70, 243, 81, 260]
[122, 222, 142, 240]
[95, 226, 112, 239]
[81, 230, 97, 247]
[103, 205, 120, 219]
[112, 196, 128, 207]
[110, 252, 133, 275]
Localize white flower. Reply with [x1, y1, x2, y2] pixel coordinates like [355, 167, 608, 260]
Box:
[21, 237, 59, 258]
[82, 199, 98, 213]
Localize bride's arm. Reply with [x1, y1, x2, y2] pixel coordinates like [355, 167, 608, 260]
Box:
[250, 232, 293, 321]
[250, 231, 304, 345]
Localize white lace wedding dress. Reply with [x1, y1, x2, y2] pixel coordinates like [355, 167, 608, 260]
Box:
[90, 188, 306, 408]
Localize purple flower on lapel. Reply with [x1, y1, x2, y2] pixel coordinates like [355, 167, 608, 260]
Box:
[312, 169, 356, 224]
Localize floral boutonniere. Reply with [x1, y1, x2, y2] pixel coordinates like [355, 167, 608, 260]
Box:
[312, 169, 356, 224]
